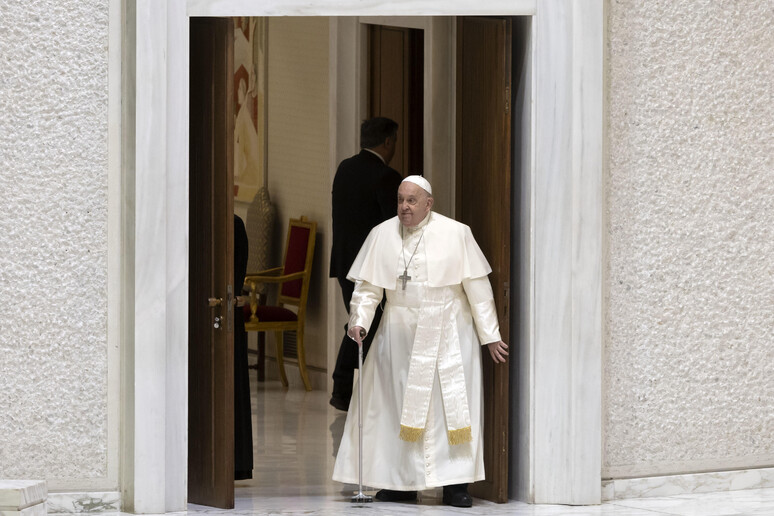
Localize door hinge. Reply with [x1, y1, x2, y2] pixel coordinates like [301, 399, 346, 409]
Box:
[505, 86, 510, 114]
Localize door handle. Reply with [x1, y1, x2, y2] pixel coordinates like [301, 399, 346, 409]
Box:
[208, 297, 222, 307]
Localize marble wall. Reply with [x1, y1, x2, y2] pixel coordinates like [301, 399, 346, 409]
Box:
[605, 1, 774, 478]
[0, 0, 112, 483]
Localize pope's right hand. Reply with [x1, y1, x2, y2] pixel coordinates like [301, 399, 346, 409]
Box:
[348, 325, 366, 346]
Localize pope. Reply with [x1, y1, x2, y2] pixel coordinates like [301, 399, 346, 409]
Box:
[332, 175, 508, 508]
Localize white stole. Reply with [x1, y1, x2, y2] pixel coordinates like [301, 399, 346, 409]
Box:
[399, 286, 472, 445]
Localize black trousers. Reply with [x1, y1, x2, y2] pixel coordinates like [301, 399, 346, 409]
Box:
[331, 277, 383, 399]
[234, 307, 253, 479]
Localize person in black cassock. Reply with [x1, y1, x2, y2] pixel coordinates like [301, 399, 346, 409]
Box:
[233, 214, 253, 480]
[329, 117, 402, 411]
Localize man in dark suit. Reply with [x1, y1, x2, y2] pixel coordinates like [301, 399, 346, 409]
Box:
[330, 117, 402, 410]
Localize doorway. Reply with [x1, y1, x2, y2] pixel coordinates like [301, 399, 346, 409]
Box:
[130, 2, 604, 511]
[185, 14, 528, 508]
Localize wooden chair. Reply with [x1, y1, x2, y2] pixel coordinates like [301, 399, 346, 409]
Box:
[243, 216, 316, 391]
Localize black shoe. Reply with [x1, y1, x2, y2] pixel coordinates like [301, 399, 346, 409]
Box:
[375, 489, 417, 502]
[234, 470, 252, 481]
[329, 395, 350, 411]
[443, 484, 472, 508]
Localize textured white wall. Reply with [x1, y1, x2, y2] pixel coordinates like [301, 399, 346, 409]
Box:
[605, 1, 774, 478]
[0, 1, 110, 480]
[266, 17, 330, 375]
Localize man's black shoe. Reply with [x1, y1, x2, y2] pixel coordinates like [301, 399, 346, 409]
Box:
[375, 489, 417, 502]
[329, 395, 350, 411]
[443, 484, 472, 508]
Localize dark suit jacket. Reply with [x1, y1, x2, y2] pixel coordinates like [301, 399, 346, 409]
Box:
[330, 150, 402, 283]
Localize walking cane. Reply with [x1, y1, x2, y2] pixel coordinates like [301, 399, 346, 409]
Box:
[351, 328, 372, 504]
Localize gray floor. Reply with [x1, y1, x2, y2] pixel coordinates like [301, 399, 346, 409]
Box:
[183, 374, 774, 516]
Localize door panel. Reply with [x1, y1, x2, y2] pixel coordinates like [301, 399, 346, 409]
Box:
[368, 24, 424, 176]
[456, 16, 512, 503]
[189, 17, 235, 509]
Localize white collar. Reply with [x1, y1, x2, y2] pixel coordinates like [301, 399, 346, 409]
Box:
[402, 211, 432, 234]
[363, 148, 386, 164]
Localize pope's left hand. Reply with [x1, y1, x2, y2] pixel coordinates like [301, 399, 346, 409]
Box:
[486, 341, 509, 363]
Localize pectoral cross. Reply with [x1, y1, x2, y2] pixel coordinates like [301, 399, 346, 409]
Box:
[399, 268, 411, 290]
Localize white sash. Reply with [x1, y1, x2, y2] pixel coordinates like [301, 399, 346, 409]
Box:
[398, 286, 472, 445]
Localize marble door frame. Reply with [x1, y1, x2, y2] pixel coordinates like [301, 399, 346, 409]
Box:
[124, 0, 602, 512]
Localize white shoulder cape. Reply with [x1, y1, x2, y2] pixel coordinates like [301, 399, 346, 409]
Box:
[347, 212, 492, 289]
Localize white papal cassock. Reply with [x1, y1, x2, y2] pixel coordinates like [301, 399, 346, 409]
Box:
[332, 211, 501, 490]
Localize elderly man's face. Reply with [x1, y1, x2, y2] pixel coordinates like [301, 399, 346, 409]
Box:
[397, 182, 433, 228]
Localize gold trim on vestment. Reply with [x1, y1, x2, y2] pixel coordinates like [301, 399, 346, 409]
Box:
[447, 426, 472, 445]
[399, 425, 424, 442]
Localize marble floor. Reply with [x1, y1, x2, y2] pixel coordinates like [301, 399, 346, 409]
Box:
[183, 375, 774, 516]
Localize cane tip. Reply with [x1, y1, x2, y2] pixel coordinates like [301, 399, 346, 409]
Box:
[351, 494, 373, 503]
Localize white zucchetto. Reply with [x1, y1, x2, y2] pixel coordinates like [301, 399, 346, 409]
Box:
[401, 175, 432, 195]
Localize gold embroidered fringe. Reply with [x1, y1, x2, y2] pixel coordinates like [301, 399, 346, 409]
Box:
[399, 425, 472, 444]
[399, 425, 423, 442]
[447, 426, 472, 445]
